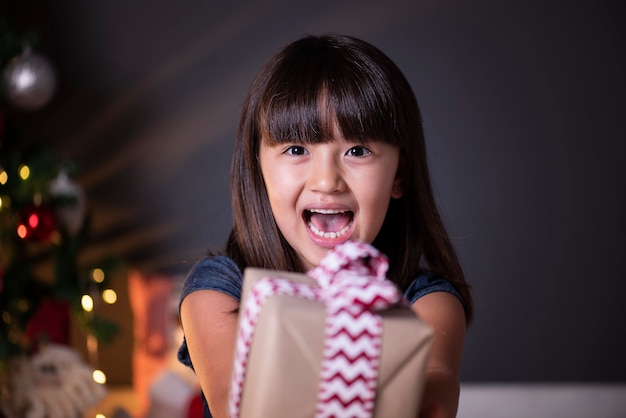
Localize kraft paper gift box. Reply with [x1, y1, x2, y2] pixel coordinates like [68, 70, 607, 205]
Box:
[231, 267, 434, 418]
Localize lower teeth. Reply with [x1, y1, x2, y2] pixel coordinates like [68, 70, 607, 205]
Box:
[308, 222, 351, 238]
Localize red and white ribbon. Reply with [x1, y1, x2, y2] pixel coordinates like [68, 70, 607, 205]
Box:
[229, 240, 401, 418]
[229, 276, 318, 416]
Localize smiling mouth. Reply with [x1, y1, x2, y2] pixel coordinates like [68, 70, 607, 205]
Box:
[304, 209, 354, 239]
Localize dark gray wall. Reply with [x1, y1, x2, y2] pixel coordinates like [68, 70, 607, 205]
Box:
[7, 0, 626, 382]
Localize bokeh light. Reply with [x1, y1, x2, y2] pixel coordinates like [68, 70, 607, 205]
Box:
[81, 294, 94, 312]
[18, 165, 30, 180]
[93, 369, 106, 384]
[91, 268, 105, 283]
[17, 224, 27, 238]
[102, 289, 117, 304]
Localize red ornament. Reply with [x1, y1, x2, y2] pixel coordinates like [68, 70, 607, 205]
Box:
[25, 297, 71, 351]
[186, 393, 204, 418]
[17, 204, 57, 242]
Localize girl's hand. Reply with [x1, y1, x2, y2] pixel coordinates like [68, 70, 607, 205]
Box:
[180, 289, 239, 418]
[419, 403, 444, 418]
[417, 368, 460, 418]
[412, 292, 467, 418]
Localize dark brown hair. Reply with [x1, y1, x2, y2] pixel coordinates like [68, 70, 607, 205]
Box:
[226, 34, 473, 322]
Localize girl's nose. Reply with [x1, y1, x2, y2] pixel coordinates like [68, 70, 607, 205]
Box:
[307, 156, 346, 194]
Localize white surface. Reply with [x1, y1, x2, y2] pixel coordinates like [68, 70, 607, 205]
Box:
[458, 383, 626, 418]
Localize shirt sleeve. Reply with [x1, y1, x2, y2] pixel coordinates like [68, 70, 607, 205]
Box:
[179, 255, 243, 307]
[177, 255, 243, 368]
[403, 271, 466, 309]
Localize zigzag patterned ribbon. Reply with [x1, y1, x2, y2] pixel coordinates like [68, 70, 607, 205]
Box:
[309, 241, 401, 417]
[229, 241, 402, 418]
[229, 277, 319, 417]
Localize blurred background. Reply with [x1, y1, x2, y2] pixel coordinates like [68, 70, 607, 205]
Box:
[1, 0, 624, 417]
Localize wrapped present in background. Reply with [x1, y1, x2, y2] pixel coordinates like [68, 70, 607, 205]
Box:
[229, 241, 433, 418]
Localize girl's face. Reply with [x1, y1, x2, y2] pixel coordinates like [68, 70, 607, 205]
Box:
[259, 126, 402, 271]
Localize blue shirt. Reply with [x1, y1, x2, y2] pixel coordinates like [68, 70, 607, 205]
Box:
[177, 255, 464, 417]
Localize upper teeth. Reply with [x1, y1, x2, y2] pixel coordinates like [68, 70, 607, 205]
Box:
[309, 209, 346, 214]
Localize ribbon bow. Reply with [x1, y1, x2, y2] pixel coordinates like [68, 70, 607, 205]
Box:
[229, 241, 401, 418]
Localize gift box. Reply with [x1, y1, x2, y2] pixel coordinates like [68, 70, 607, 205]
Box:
[229, 242, 433, 418]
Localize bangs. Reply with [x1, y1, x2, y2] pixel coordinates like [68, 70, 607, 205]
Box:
[258, 38, 402, 146]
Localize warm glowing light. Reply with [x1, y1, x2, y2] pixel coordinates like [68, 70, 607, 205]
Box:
[96, 414, 106, 418]
[92, 268, 105, 283]
[86, 334, 98, 356]
[0, 170, 7, 184]
[17, 224, 27, 238]
[0, 196, 3, 209]
[19, 165, 30, 180]
[28, 213, 39, 228]
[81, 294, 94, 312]
[102, 289, 117, 304]
[93, 369, 106, 384]
[2, 311, 10, 324]
[17, 299, 28, 312]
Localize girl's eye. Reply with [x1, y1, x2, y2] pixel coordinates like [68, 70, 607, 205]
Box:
[285, 145, 308, 156]
[346, 146, 371, 157]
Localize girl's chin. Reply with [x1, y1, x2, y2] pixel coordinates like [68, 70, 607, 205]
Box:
[298, 241, 346, 271]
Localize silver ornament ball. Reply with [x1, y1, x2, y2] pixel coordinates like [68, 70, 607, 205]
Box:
[3, 50, 57, 111]
[48, 170, 87, 236]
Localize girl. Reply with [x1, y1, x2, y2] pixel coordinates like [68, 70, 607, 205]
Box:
[178, 34, 473, 418]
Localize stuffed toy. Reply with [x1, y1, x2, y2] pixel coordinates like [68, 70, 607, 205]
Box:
[2, 344, 106, 418]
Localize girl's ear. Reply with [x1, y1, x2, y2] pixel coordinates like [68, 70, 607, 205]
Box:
[391, 177, 404, 199]
[392, 154, 406, 199]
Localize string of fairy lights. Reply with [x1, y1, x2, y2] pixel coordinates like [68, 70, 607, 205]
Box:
[1, 159, 120, 383]
[1, 19, 124, 414]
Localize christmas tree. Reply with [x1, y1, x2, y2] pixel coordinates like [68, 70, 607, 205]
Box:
[1, 16, 121, 415]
